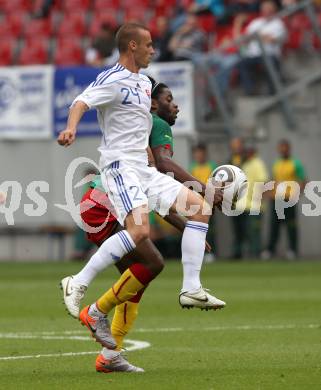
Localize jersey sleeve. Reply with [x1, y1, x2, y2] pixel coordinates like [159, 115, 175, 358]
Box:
[72, 82, 115, 110]
[149, 116, 173, 151]
[294, 159, 306, 181]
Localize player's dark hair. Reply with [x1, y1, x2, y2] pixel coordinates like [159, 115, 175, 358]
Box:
[116, 23, 149, 53]
[147, 76, 168, 99]
[278, 139, 290, 146]
[192, 142, 207, 152]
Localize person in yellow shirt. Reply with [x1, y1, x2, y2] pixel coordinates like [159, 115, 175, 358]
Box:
[228, 137, 245, 258]
[189, 143, 217, 262]
[262, 139, 306, 260]
[233, 146, 268, 258]
[229, 136, 244, 168]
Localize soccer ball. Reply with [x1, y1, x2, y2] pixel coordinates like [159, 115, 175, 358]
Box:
[210, 165, 248, 211]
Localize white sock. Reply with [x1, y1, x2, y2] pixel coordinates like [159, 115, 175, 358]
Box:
[181, 221, 208, 292]
[73, 230, 136, 286]
[88, 303, 105, 317]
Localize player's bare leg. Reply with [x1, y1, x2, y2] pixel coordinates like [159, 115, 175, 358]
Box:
[170, 187, 226, 310]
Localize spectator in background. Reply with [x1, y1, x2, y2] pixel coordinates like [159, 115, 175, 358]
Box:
[228, 136, 244, 258]
[262, 140, 306, 260]
[225, 0, 260, 17]
[190, 0, 226, 20]
[233, 145, 269, 258]
[189, 143, 217, 262]
[153, 17, 173, 62]
[168, 14, 207, 61]
[85, 23, 118, 67]
[190, 0, 260, 23]
[237, 0, 287, 95]
[194, 13, 248, 113]
[229, 136, 244, 167]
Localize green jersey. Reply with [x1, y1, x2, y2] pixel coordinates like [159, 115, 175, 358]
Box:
[149, 113, 174, 154]
[90, 113, 174, 191]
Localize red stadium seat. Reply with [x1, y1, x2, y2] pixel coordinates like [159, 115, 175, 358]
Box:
[121, 0, 149, 8]
[62, 0, 91, 11]
[0, 0, 31, 13]
[123, 8, 151, 24]
[54, 39, 84, 65]
[153, 0, 176, 7]
[154, 5, 175, 18]
[89, 12, 118, 37]
[56, 11, 87, 36]
[0, 38, 16, 66]
[94, 0, 120, 11]
[17, 39, 49, 65]
[284, 30, 303, 50]
[198, 14, 216, 33]
[3, 12, 27, 37]
[24, 19, 52, 39]
[284, 13, 311, 31]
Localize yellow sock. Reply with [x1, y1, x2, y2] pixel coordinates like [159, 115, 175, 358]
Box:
[111, 301, 139, 350]
[97, 268, 144, 314]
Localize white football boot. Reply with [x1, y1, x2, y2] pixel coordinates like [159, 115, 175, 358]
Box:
[60, 275, 87, 318]
[179, 287, 226, 311]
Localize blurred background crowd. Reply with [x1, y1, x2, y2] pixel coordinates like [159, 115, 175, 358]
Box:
[0, 0, 320, 261]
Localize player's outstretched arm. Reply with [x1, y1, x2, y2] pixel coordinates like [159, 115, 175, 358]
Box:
[57, 101, 89, 146]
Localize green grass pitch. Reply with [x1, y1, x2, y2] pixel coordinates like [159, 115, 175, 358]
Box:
[0, 260, 320, 389]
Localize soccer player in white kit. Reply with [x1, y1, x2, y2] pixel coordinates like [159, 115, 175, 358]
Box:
[58, 23, 225, 343]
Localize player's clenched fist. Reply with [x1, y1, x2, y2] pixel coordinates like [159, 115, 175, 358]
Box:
[57, 128, 76, 146]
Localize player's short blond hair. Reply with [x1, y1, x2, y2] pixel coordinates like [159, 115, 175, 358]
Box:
[116, 23, 149, 53]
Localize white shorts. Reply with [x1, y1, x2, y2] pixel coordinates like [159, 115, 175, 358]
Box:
[101, 160, 183, 225]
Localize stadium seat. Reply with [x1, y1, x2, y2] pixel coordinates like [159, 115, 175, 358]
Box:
[62, 0, 91, 12]
[56, 11, 87, 37]
[198, 14, 216, 33]
[0, 0, 31, 13]
[121, 0, 149, 7]
[54, 39, 84, 65]
[94, 0, 120, 11]
[284, 30, 303, 50]
[284, 13, 311, 31]
[17, 39, 49, 65]
[154, 5, 176, 18]
[24, 19, 52, 39]
[0, 38, 16, 66]
[312, 34, 321, 49]
[123, 8, 151, 24]
[2, 12, 27, 37]
[89, 12, 118, 37]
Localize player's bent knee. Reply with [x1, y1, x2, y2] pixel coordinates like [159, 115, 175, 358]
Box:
[188, 209, 210, 224]
[128, 225, 150, 244]
[150, 255, 165, 276]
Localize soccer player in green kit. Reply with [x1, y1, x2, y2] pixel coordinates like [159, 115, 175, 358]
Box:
[61, 77, 224, 373]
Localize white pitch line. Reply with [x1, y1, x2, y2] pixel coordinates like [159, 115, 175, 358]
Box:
[0, 339, 150, 361]
[130, 323, 321, 333]
[0, 323, 320, 340]
[0, 323, 319, 342]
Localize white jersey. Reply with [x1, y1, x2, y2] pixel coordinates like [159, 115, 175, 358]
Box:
[73, 63, 153, 167]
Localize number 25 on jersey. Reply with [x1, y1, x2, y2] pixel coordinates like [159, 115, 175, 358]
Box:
[121, 87, 141, 105]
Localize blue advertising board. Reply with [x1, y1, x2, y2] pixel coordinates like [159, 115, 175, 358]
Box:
[54, 66, 105, 136]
